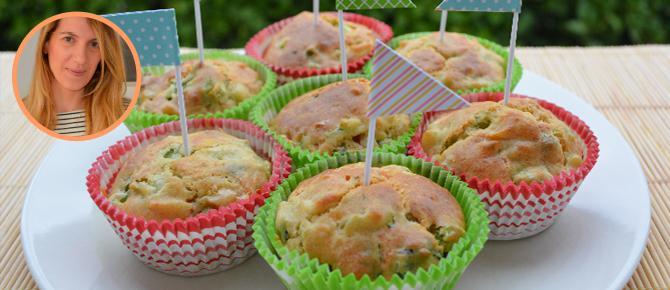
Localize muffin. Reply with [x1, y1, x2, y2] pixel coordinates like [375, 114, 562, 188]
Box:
[245, 12, 392, 82]
[262, 11, 376, 69]
[88, 118, 292, 275]
[252, 152, 489, 289]
[409, 92, 599, 240]
[275, 163, 465, 279]
[107, 129, 271, 221]
[139, 59, 264, 116]
[421, 98, 586, 184]
[124, 51, 277, 133]
[394, 32, 505, 92]
[269, 78, 410, 154]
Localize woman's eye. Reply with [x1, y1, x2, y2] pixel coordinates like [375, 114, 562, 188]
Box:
[63, 36, 73, 43]
[90, 41, 99, 48]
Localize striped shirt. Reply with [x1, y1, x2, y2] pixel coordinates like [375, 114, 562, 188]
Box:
[54, 98, 130, 136]
[54, 110, 87, 136]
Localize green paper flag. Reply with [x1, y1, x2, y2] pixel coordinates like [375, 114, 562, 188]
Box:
[336, 0, 415, 10]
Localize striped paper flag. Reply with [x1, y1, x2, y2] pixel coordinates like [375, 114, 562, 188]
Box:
[436, 0, 522, 12]
[368, 40, 468, 118]
[104, 9, 181, 67]
[336, 0, 415, 10]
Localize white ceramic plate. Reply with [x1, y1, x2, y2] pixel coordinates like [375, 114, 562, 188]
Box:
[21, 71, 650, 290]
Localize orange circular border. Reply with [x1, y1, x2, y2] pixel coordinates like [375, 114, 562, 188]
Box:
[12, 11, 143, 141]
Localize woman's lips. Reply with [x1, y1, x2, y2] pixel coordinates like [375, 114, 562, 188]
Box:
[66, 68, 86, 77]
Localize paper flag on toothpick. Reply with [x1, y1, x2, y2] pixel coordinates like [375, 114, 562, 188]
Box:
[105, 9, 191, 155]
[436, 0, 521, 105]
[104, 9, 181, 67]
[336, 0, 415, 10]
[436, 0, 521, 12]
[362, 39, 468, 185]
[368, 40, 468, 117]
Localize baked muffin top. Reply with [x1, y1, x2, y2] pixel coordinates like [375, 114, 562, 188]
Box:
[269, 78, 410, 154]
[262, 11, 377, 69]
[108, 130, 271, 221]
[395, 32, 505, 91]
[276, 163, 465, 279]
[139, 59, 263, 115]
[421, 98, 586, 184]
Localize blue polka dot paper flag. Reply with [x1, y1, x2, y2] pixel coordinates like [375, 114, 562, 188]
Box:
[104, 9, 192, 154]
[437, 0, 521, 13]
[103, 9, 181, 67]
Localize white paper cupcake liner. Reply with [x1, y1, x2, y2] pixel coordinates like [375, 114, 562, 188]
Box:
[87, 118, 292, 275]
[408, 92, 599, 240]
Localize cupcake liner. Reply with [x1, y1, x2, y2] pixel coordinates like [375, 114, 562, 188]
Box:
[363, 32, 523, 95]
[252, 152, 489, 289]
[124, 49, 277, 133]
[245, 12, 393, 83]
[407, 92, 600, 240]
[86, 118, 292, 276]
[249, 74, 420, 169]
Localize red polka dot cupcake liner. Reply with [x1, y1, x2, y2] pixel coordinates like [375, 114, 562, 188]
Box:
[407, 92, 599, 240]
[86, 118, 291, 275]
[245, 12, 393, 83]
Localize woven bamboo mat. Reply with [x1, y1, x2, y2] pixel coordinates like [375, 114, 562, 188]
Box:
[1, 46, 669, 289]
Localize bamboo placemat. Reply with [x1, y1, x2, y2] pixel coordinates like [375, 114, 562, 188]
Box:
[1, 46, 669, 289]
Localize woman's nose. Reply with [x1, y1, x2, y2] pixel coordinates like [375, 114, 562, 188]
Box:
[70, 43, 87, 65]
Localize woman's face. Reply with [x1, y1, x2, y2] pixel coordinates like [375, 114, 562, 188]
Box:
[45, 17, 101, 92]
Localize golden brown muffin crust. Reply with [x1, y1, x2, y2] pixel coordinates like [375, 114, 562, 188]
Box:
[275, 163, 465, 279]
[139, 59, 263, 115]
[108, 130, 271, 221]
[421, 98, 586, 184]
[270, 78, 410, 154]
[262, 11, 377, 69]
[396, 32, 505, 91]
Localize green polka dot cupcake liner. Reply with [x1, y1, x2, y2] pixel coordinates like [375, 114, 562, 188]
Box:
[363, 32, 523, 95]
[124, 49, 277, 132]
[252, 152, 489, 290]
[248, 74, 420, 169]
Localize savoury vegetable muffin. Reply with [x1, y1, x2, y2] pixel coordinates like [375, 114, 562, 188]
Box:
[139, 59, 263, 115]
[275, 163, 465, 279]
[262, 11, 377, 69]
[269, 78, 410, 154]
[421, 98, 587, 184]
[395, 32, 505, 91]
[107, 130, 271, 221]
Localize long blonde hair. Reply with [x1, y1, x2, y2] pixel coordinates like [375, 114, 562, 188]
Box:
[25, 18, 126, 135]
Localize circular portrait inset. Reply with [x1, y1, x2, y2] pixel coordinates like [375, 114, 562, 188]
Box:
[13, 12, 141, 140]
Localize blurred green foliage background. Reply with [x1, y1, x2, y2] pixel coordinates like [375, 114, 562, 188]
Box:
[1, 0, 668, 51]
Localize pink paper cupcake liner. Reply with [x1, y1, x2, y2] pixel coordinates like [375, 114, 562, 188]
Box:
[407, 92, 599, 240]
[86, 118, 292, 275]
[245, 12, 393, 83]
